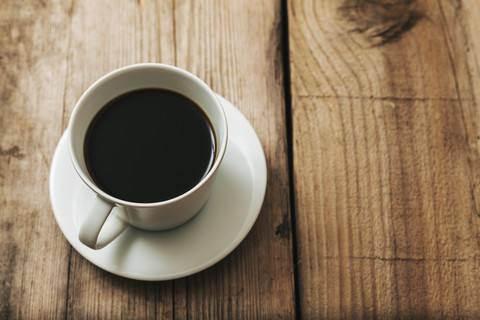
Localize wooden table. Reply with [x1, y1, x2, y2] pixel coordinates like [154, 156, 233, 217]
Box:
[1, 0, 479, 318]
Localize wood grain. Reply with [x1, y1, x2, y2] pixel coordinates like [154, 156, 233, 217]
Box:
[0, 1, 72, 318]
[173, 0, 295, 318]
[288, 0, 480, 318]
[0, 0, 295, 318]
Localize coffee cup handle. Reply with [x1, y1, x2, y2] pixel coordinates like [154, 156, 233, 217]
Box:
[79, 196, 128, 249]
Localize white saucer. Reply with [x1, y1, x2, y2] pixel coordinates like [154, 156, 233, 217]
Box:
[49, 95, 267, 281]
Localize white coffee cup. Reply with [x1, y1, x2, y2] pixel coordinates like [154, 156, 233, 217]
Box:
[68, 63, 228, 250]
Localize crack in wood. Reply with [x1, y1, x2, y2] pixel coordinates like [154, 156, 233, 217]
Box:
[294, 95, 467, 102]
[322, 255, 473, 262]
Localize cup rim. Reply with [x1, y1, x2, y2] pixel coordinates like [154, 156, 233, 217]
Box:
[68, 63, 228, 208]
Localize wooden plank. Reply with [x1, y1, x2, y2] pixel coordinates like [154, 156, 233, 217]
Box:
[0, 1, 73, 318]
[288, 0, 480, 318]
[1, 0, 295, 318]
[173, 0, 296, 318]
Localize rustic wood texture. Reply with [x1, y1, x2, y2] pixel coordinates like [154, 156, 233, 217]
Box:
[0, 0, 295, 318]
[0, 1, 71, 318]
[288, 0, 480, 318]
[172, 0, 295, 318]
[5, 0, 480, 318]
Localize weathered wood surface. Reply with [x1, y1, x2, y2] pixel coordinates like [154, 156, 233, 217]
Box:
[3, 0, 480, 318]
[288, 0, 480, 318]
[0, 0, 295, 318]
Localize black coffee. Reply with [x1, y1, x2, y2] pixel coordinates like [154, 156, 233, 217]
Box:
[84, 89, 216, 203]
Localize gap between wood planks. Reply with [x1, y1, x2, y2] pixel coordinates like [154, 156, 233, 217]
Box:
[280, 0, 302, 319]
